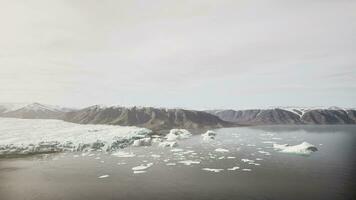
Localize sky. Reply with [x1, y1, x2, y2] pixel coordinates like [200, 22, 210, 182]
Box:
[0, 0, 355, 109]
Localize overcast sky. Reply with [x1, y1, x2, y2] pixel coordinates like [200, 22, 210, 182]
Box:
[0, 0, 355, 109]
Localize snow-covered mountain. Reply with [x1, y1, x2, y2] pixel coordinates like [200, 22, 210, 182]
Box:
[0, 103, 74, 119]
[205, 107, 356, 125]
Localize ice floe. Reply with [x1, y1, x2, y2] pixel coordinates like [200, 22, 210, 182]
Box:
[273, 142, 318, 155]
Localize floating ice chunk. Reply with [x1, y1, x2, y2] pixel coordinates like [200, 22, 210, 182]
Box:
[262, 141, 276, 144]
[98, 175, 109, 179]
[242, 169, 252, 171]
[273, 143, 289, 150]
[111, 151, 136, 158]
[151, 154, 161, 158]
[132, 163, 153, 171]
[273, 142, 318, 155]
[158, 141, 178, 148]
[170, 148, 183, 152]
[165, 129, 192, 141]
[166, 163, 176, 166]
[151, 138, 162, 143]
[241, 159, 254, 163]
[132, 138, 151, 147]
[202, 168, 224, 172]
[255, 158, 263, 161]
[227, 156, 236, 159]
[227, 166, 240, 171]
[201, 130, 217, 141]
[178, 160, 201, 165]
[258, 151, 271, 155]
[133, 171, 146, 174]
[215, 148, 229, 153]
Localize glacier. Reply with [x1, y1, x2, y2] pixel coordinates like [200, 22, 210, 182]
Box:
[0, 118, 152, 155]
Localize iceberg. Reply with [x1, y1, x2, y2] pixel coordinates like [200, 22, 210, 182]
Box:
[201, 130, 217, 141]
[132, 138, 152, 147]
[273, 142, 318, 155]
[165, 129, 192, 141]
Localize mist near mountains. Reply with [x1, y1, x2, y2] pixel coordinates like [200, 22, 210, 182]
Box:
[1, 103, 355, 131]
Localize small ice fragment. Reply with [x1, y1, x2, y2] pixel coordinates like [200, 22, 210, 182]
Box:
[178, 160, 201, 166]
[166, 163, 176, 166]
[202, 168, 224, 173]
[227, 166, 240, 171]
[158, 141, 178, 148]
[132, 163, 153, 171]
[258, 151, 271, 155]
[171, 148, 183, 152]
[215, 148, 229, 153]
[151, 154, 161, 158]
[133, 171, 146, 174]
[111, 151, 136, 158]
[98, 175, 109, 179]
[227, 156, 236, 159]
[242, 169, 252, 171]
[241, 159, 254, 163]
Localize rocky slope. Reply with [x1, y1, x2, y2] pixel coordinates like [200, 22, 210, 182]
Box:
[63, 105, 230, 131]
[206, 108, 356, 125]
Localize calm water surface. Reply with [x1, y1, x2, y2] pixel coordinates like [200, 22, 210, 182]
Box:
[0, 125, 355, 200]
